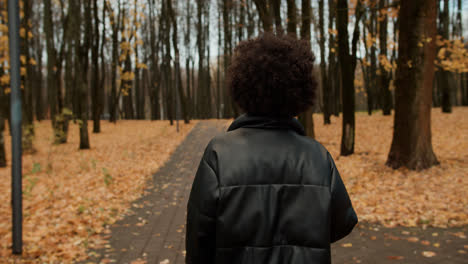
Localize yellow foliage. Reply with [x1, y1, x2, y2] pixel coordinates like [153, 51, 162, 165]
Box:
[136, 62, 148, 69]
[436, 38, 468, 73]
[328, 28, 338, 36]
[120, 71, 135, 82]
[20, 55, 26, 65]
[0, 74, 9, 85]
[379, 54, 393, 72]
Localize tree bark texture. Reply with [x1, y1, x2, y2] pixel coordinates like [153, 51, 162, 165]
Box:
[337, 0, 355, 156]
[386, 0, 439, 170]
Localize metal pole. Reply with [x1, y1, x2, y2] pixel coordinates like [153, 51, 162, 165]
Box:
[8, 0, 23, 255]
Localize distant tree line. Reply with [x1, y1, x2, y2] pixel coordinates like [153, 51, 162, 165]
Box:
[0, 0, 466, 170]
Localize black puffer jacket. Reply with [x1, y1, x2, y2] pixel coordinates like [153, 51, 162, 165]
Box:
[186, 113, 358, 264]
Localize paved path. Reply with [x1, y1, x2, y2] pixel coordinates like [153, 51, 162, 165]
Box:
[80, 120, 468, 264]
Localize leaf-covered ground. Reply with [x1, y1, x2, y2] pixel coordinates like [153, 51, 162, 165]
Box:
[0, 120, 197, 263]
[0, 107, 467, 263]
[315, 107, 468, 228]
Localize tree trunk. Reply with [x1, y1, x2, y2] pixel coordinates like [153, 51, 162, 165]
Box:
[296, 0, 314, 138]
[328, 0, 338, 118]
[0, 82, 6, 167]
[369, 0, 378, 113]
[379, 0, 393, 115]
[440, 0, 452, 113]
[34, 39, 44, 121]
[43, 0, 63, 142]
[91, 0, 101, 132]
[270, 0, 283, 34]
[252, 0, 272, 32]
[109, 1, 122, 123]
[223, 0, 234, 118]
[168, 0, 189, 123]
[386, 0, 439, 170]
[337, 0, 355, 156]
[74, 0, 91, 149]
[21, 0, 34, 152]
[318, 0, 330, 125]
[148, 0, 161, 120]
[99, 1, 106, 121]
[287, 0, 297, 36]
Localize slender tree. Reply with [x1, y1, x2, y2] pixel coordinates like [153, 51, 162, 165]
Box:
[91, 0, 102, 131]
[287, 0, 297, 37]
[386, 0, 439, 170]
[296, 0, 315, 138]
[379, 0, 393, 115]
[337, 0, 355, 156]
[148, 0, 161, 120]
[0, 76, 5, 167]
[270, 0, 283, 34]
[439, 0, 452, 113]
[74, 0, 91, 149]
[253, 0, 272, 32]
[318, 0, 330, 124]
[44, 0, 64, 143]
[167, 0, 189, 123]
[327, 0, 339, 117]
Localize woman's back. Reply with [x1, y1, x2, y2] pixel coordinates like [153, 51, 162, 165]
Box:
[186, 114, 358, 264]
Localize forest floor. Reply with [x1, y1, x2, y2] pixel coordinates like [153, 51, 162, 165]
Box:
[1, 107, 467, 263]
[0, 119, 199, 263]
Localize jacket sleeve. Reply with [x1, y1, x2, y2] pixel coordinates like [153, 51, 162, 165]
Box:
[186, 147, 219, 264]
[328, 152, 358, 243]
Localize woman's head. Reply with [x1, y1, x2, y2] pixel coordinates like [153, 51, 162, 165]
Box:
[228, 33, 317, 118]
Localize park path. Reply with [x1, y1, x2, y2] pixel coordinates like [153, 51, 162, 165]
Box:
[80, 120, 467, 264]
[80, 120, 229, 264]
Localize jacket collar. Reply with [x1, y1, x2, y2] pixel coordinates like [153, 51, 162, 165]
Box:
[227, 113, 305, 136]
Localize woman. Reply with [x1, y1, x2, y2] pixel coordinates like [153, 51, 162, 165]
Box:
[186, 33, 357, 264]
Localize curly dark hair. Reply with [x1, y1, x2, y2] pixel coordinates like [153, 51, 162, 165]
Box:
[227, 33, 317, 118]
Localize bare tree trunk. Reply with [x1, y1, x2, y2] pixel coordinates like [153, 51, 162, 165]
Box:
[0, 80, 5, 167]
[269, 0, 282, 34]
[386, 0, 439, 170]
[162, 0, 173, 123]
[148, 0, 161, 120]
[109, 1, 122, 123]
[379, 0, 393, 115]
[185, 0, 192, 120]
[99, 1, 106, 121]
[91, 0, 101, 132]
[318, 0, 330, 125]
[287, 0, 297, 36]
[296, 0, 314, 138]
[20, 0, 34, 152]
[223, 0, 234, 118]
[74, 0, 91, 149]
[337, 0, 355, 156]
[168, 0, 189, 123]
[328, 0, 339, 117]
[440, 0, 452, 113]
[369, 0, 378, 113]
[253, 0, 272, 32]
[44, 0, 62, 142]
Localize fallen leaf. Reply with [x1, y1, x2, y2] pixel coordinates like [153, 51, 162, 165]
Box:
[422, 251, 437, 258]
[387, 256, 404, 260]
[421, 240, 430, 246]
